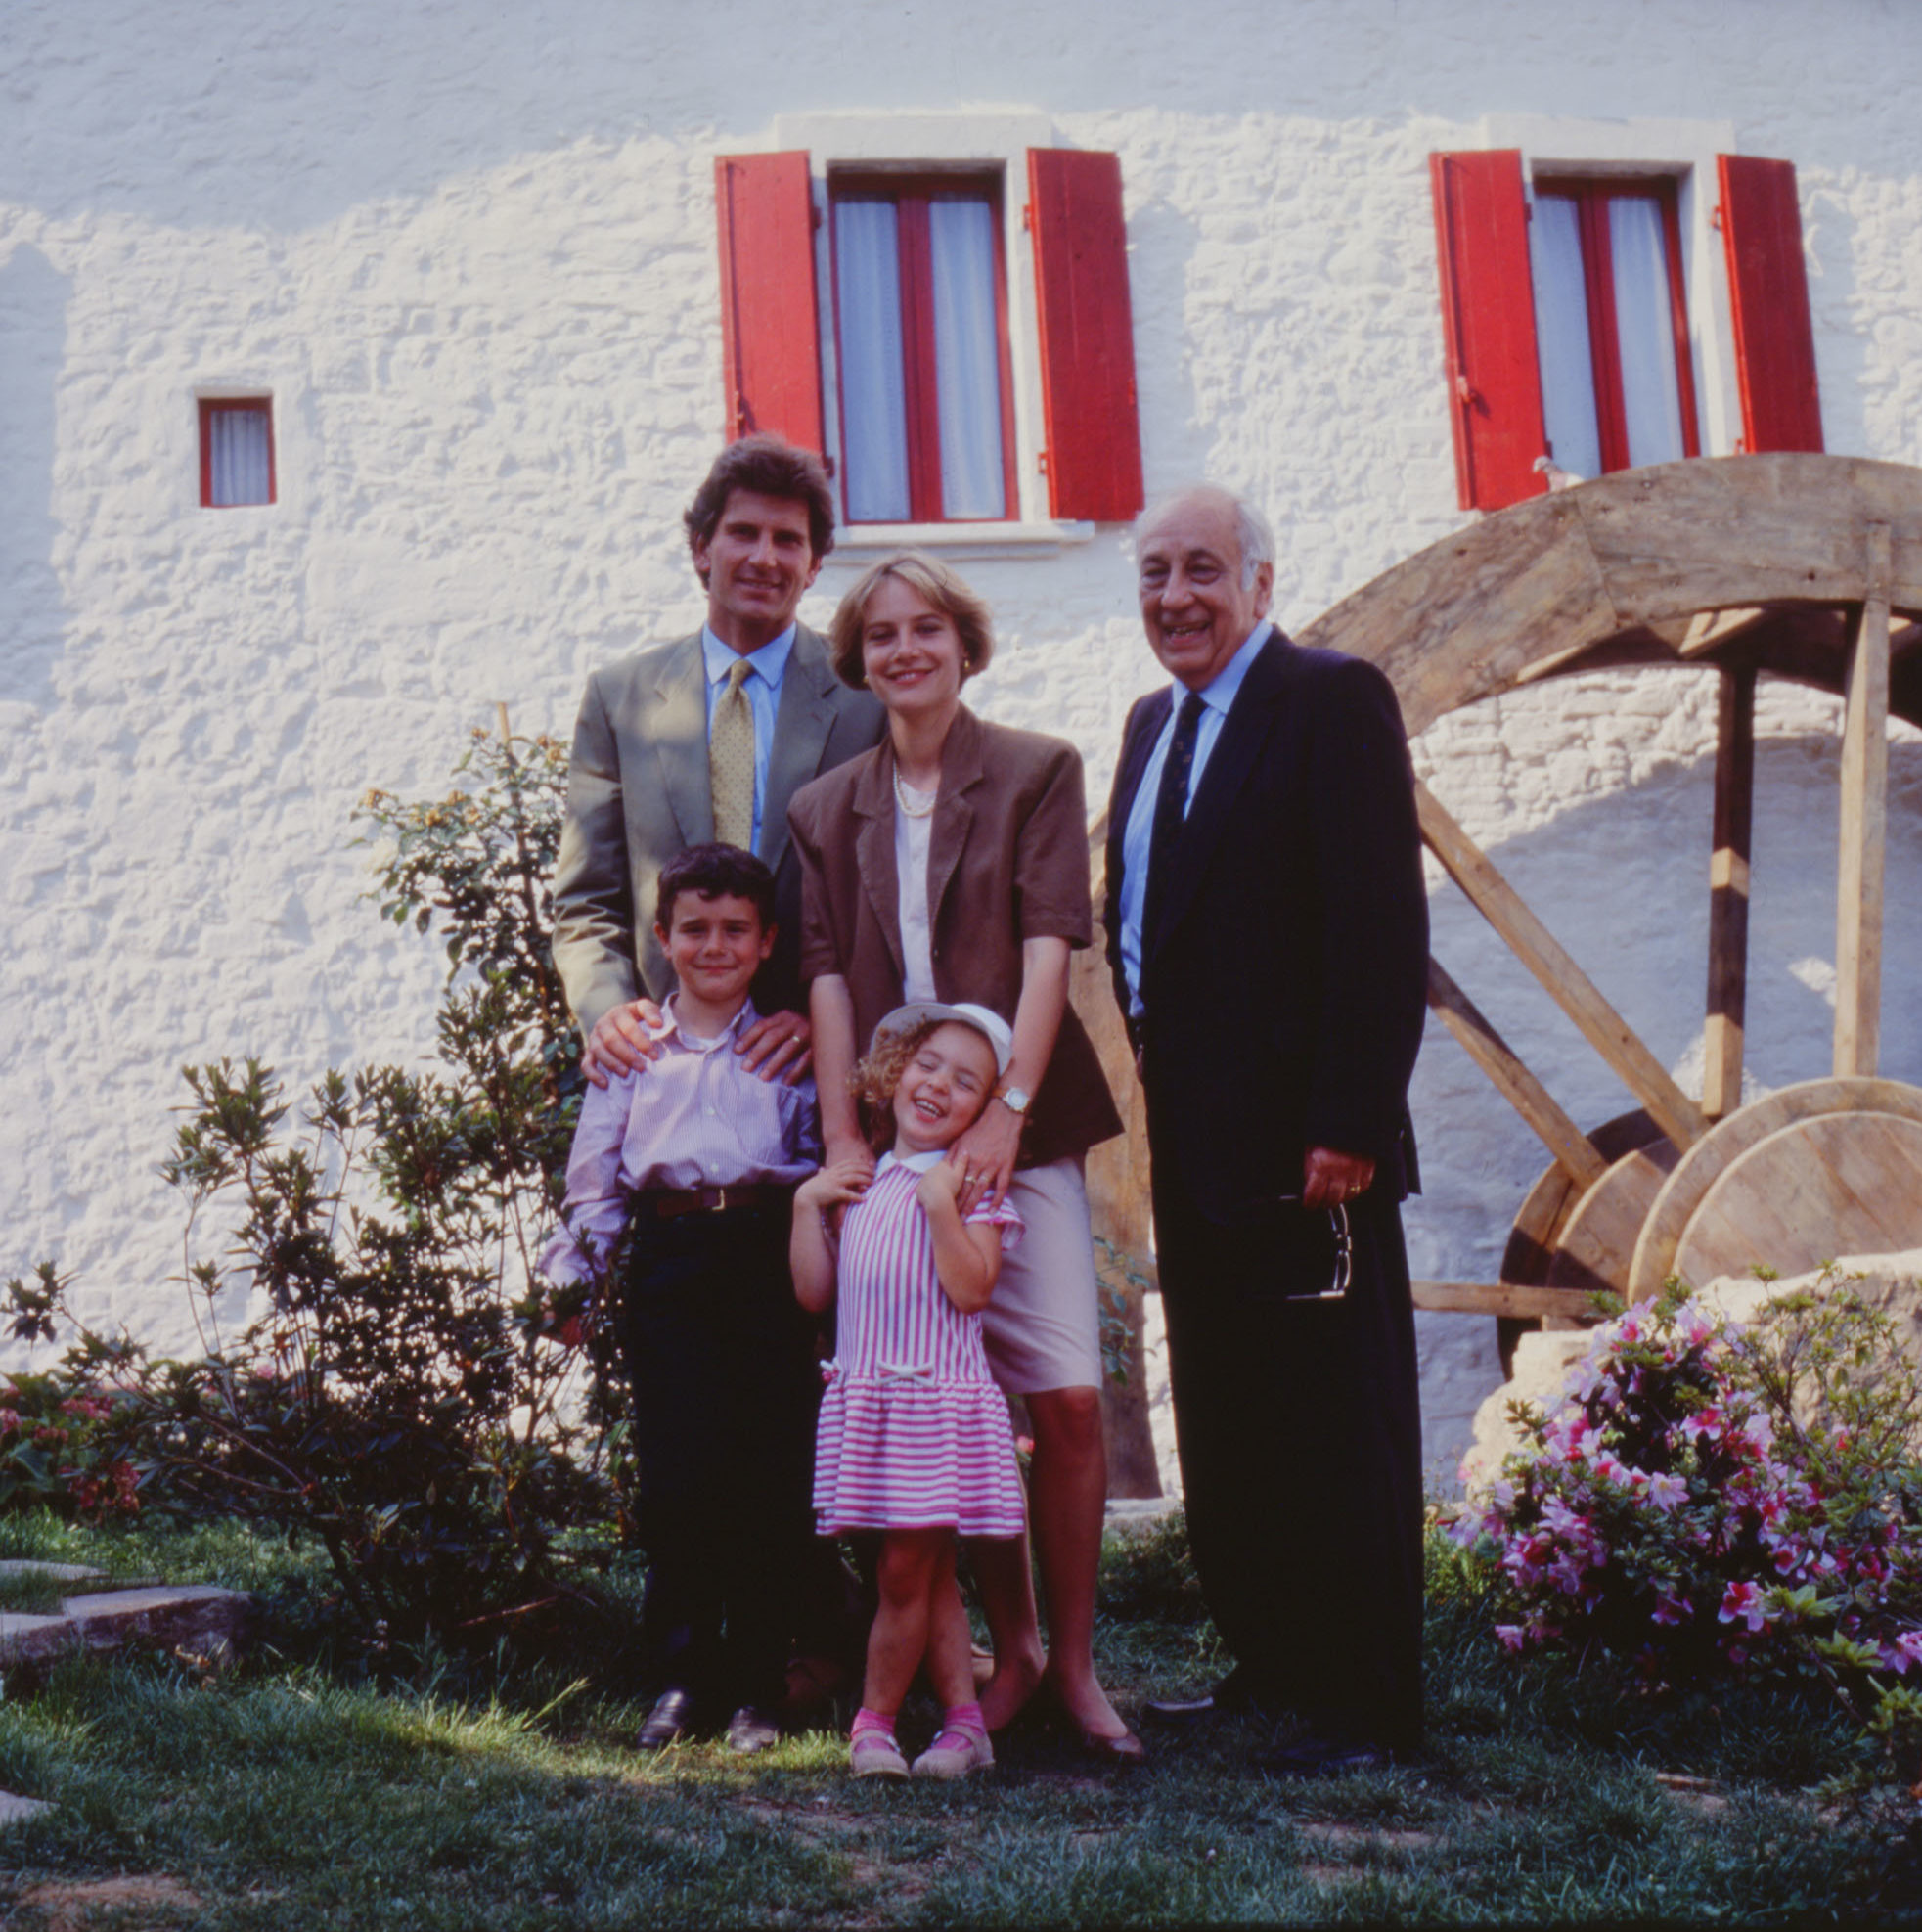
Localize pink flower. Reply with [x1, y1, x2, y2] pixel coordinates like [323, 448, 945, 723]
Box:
[1496, 1624, 1528, 1653]
[1646, 1472, 1687, 1512]
[1679, 1407, 1723, 1445]
[1675, 1305, 1716, 1348]
[1652, 1590, 1689, 1627]
[1719, 1581, 1770, 1633]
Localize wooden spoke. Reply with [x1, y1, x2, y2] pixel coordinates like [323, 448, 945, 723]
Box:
[1704, 662, 1757, 1119]
[1416, 783, 1710, 1152]
[1679, 606, 1768, 656]
[1426, 958, 1608, 1191]
[1410, 1280, 1600, 1320]
[1836, 523, 1893, 1078]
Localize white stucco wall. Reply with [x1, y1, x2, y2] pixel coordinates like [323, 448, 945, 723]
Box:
[5, 0, 1922, 1488]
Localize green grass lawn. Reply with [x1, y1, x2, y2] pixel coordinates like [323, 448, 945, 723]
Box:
[0, 1511, 1917, 1928]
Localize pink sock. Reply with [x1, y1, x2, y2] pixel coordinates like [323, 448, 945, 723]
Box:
[941, 1701, 986, 1736]
[851, 1706, 898, 1737]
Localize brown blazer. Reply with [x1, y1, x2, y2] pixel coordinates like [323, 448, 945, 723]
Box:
[787, 704, 1123, 1169]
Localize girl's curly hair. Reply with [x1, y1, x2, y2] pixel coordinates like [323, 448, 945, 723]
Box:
[848, 1018, 941, 1155]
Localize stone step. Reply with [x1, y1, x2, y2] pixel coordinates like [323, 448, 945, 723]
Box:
[0, 1560, 108, 1586]
[0, 1585, 252, 1673]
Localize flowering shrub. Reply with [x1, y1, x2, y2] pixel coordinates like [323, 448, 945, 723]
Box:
[0, 1288, 142, 1523]
[1455, 1276, 1922, 1758]
[3, 726, 633, 1634]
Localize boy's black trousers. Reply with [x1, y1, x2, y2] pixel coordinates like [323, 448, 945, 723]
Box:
[616, 1193, 827, 1715]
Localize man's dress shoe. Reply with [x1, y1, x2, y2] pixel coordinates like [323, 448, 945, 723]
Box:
[1143, 1669, 1271, 1725]
[637, 1686, 695, 1750]
[726, 1705, 782, 1755]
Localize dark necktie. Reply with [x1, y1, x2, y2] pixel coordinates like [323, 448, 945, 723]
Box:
[1143, 690, 1206, 944]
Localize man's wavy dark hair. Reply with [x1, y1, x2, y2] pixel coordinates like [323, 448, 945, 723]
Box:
[683, 435, 836, 581]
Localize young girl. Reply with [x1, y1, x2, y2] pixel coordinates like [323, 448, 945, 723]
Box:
[791, 1002, 1028, 1779]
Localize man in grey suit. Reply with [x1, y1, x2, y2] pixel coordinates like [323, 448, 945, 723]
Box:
[551, 437, 883, 1752]
[553, 436, 886, 1084]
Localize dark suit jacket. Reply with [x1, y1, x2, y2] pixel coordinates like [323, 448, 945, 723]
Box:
[552, 624, 886, 1029]
[1104, 629, 1427, 1223]
[789, 704, 1124, 1168]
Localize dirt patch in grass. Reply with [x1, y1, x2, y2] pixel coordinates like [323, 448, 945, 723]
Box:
[1299, 1820, 1442, 1853]
[14, 1875, 203, 1929]
[1654, 1772, 1731, 1820]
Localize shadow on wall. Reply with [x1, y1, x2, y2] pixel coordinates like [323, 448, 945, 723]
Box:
[0, 244, 72, 713]
[1407, 721, 1922, 1486]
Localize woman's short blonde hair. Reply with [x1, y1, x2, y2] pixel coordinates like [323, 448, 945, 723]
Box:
[827, 550, 997, 692]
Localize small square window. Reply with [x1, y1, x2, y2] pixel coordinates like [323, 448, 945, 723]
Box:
[199, 397, 276, 508]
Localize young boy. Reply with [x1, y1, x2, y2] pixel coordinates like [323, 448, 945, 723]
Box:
[540, 843, 823, 1755]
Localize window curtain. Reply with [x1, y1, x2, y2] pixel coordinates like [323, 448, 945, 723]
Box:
[1529, 195, 1601, 481]
[833, 201, 911, 522]
[208, 406, 272, 506]
[1609, 197, 1688, 468]
[928, 198, 1006, 519]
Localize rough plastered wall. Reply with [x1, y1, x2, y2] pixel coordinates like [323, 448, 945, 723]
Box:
[5, 0, 1922, 1489]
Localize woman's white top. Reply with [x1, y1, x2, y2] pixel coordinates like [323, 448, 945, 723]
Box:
[895, 779, 938, 1001]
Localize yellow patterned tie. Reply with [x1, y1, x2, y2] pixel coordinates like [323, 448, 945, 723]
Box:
[709, 657, 757, 851]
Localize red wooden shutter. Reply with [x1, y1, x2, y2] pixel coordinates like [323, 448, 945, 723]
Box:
[1430, 150, 1547, 511]
[1718, 155, 1823, 454]
[714, 152, 825, 452]
[1026, 148, 1144, 522]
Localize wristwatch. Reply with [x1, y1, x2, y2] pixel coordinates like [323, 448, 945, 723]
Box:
[998, 1085, 1032, 1115]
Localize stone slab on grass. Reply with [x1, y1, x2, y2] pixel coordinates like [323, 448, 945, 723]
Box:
[0, 1586, 253, 1674]
[0, 1791, 52, 1825]
[0, 1561, 106, 1586]
[61, 1586, 252, 1657]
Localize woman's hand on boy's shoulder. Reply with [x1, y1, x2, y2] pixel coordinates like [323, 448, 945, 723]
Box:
[737, 1010, 813, 1085]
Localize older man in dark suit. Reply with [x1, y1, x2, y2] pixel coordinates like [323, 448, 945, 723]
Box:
[1103, 484, 1429, 1773]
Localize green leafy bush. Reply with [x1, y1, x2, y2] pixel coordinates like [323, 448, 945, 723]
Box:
[5, 725, 631, 1634]
[1454, 1273, 1922, 1772]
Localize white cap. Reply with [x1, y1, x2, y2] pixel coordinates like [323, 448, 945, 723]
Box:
[870, 1001, 1014, 1076]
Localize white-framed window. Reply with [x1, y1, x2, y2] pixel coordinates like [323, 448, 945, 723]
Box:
[1430, 118, 1822, 512]
[714, 113, 1144, 554]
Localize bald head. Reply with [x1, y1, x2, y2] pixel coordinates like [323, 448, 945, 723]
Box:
[1134, 485, 1276, 691]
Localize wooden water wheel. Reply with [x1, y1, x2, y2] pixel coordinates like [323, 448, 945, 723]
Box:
[1294, 453, 1922, 1337]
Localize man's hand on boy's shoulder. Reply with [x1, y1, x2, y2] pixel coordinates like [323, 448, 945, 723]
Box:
[736, 1010, 813, 1086]
[583, 999, 666, 1086]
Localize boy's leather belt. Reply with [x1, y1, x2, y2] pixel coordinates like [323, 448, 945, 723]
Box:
[640, 1183, 791, 1220]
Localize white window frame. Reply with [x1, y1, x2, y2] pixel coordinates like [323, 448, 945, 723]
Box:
[1480, 113, 1744, 460]
[771, 110, 1095, 563]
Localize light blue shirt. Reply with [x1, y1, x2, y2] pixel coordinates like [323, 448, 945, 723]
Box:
[701, 623, 796, 857]
[1118, 620, 1273, 1011]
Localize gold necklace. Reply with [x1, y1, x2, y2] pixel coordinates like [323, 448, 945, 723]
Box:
[893, 769, 937, 819]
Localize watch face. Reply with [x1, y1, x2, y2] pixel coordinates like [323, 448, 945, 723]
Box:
[1002, 1086, 1032, 1114]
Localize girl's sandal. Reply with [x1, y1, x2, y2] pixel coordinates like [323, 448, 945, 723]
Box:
[911, 1725, 994, 1778]
[851, 1729, 910, 1778]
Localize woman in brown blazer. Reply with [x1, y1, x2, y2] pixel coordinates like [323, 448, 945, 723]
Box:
[787, 552, 1139, 1762]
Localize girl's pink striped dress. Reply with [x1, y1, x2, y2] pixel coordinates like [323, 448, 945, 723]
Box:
[814, 1150, 1027, 1539]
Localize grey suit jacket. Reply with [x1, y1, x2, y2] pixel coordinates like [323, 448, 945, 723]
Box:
[552, 623, 886, 1034]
